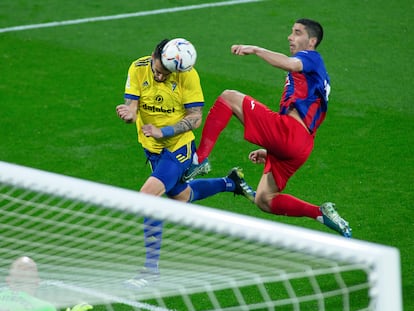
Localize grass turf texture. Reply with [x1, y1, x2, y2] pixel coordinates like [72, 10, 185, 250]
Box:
[0, 0, 412, 310]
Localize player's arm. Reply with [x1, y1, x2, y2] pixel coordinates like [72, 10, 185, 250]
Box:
[231, 45, 303, 72]
[116, 98, 138, 123]
[174, 106, 203, 133]
[141, 106, 202, 138]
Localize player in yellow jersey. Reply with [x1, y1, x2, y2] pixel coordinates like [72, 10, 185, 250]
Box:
[116, 39, 256, 289]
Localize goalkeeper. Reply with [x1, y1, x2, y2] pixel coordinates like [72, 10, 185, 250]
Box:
[0, 256, 92, 311]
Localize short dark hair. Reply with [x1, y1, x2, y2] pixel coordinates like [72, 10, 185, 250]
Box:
[153, 39, 169, 60]
[296, 18, 324, 48]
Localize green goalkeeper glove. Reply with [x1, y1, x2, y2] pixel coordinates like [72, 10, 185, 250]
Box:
[66, 303, 93, 311]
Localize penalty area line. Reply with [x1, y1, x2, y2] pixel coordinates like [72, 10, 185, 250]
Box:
[0, 0, 263, 34]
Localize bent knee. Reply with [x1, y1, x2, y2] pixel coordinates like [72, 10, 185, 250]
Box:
[255, 191, 272, 213]
[170, 186, 192, 203]
[220, 90, 245, 102]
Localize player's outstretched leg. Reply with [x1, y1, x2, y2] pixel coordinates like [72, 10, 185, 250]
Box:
[320, 202, 352, 238]
[227, 167, 256, 203]
[182, 158, 211, 182]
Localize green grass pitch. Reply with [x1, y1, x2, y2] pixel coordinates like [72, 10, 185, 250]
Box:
[0, 0, 413, 310]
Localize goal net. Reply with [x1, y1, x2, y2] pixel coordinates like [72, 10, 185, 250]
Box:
[0, 161, 401, 311]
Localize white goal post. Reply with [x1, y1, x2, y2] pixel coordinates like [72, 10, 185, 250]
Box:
[0, 161, 402, 311]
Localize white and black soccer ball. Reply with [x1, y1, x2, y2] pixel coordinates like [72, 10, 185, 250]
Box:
[161, 38, 197, 72]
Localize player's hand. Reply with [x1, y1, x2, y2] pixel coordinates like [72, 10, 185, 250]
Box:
[249, 149, 267, 164]
[142, 124, 163, 139]
[66, 303, 93, 311]
[231, 44, 257, 56]
[116, 104, 135, 123]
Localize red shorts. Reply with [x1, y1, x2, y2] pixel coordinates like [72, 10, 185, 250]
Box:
[242, 95, 314, 191]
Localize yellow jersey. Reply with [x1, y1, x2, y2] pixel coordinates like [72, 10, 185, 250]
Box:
[124, 56, 204, 153]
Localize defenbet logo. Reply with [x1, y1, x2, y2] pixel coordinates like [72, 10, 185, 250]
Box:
[142, 103, 175, 113]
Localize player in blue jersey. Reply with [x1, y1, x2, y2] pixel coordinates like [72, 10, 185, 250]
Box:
[116, 39, 255, 289]
[184, 19, 352, 238]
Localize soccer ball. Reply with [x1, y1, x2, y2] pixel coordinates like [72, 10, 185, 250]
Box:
[161, 38, 197, 72]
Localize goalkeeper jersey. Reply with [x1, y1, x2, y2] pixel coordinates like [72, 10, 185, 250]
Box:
[0, 289, 56, 311]
[124, 56, 204, 153]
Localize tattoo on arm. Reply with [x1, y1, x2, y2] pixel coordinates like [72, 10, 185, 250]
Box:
[173, 107, 202, 135]
[123, 98, 138, 118]
[124, 98, 133, 106]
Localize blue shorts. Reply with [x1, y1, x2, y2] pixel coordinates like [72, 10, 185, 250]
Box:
[144, 141, 195, 197]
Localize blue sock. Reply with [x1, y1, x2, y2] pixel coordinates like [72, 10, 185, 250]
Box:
[143, 217, 163, 272]
[189, 177, 235, 202]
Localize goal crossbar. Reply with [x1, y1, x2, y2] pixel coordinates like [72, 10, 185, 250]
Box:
[0, 161, 402, 311]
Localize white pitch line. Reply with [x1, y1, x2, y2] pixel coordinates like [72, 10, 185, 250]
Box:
[0, 0, 263, 34]
[44, 280, 175, 311]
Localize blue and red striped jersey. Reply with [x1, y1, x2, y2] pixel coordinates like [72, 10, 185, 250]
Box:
[279, 50, 331, 134]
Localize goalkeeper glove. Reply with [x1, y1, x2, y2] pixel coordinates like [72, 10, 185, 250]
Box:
[66, 303, 93, 311]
